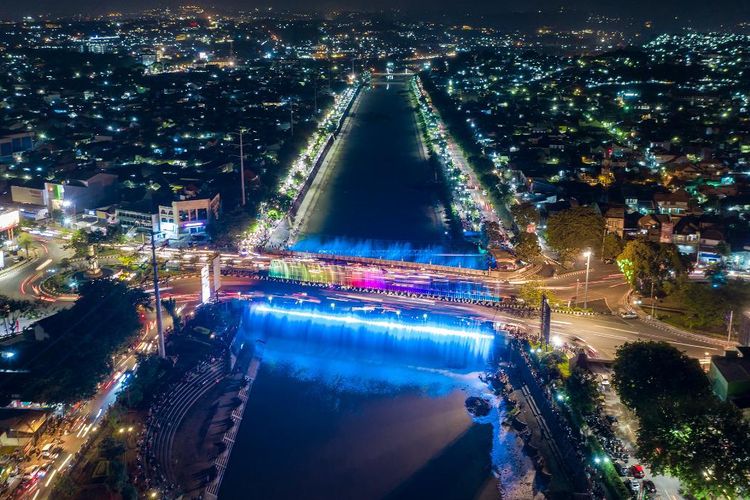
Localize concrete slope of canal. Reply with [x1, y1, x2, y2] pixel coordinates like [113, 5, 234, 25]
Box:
[292, 76, 454, 261]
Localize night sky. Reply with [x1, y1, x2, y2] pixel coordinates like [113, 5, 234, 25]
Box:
[2, 0, 749, 27]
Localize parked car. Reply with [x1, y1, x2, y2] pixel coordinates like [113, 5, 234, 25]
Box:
[614, 461, 628, 477]
[627, 479, 641, 494]
[643, 480, 657, 496]
[630, 464, 645, 478]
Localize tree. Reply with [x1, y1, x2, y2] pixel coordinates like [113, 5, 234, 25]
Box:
[0, 295, 42, 337]
[673, 279, 750, 330]
[161, 297, 181, 330]
[122, 355, 166, 409]
[545, 206, 604, 261]
[65, 229, 106, 257]
[519, 279, 555, 307]
[514, 232, 542, 263]
[616, 240, 688, 294]
[601, 233, 624, 262]
[510, 203, 539, 229]
[612, 341, 710, 420]
[8, 280, 150, 404]
[16, 232, 34, 259]
[565, 368, 599, 416]
[613, 341, 750, 498]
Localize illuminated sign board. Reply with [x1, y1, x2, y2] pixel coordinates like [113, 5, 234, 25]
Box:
[212, 255, 221, 295]
[200, 264, 211, 304]
[0, 210, 20, 232]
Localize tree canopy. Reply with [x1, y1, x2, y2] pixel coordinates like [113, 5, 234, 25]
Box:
[510, 202, 539, 230]
[672, 279, 750, 330]
[613, 341, 750, 498]
[601, 233, 624, 262]
[616, 239, 689, 294]
[514, 232, 542, 263]
[545, 206, 604, 261]
[5, 279, 150, 404]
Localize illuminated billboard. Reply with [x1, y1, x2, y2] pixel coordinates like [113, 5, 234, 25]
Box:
[0, 210, 20, 232]
[201, 264, 211, 304]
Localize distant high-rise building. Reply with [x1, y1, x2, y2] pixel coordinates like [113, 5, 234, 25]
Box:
[84, 36, 120, 54]
[140, 50, 157, 66]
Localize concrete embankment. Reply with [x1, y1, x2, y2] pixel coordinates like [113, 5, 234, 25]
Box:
[267, 85, 362, 249]
[204, 339, 264, 500]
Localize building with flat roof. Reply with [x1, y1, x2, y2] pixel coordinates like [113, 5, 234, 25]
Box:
[708, 347, 750, 419]
[158, 193, 220, 243]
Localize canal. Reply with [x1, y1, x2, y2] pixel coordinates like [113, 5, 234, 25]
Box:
[292, 76, 479, 266]
[218, 294, 535, 499]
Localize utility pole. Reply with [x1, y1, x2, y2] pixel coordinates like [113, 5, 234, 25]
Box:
[239, 129, 246, 206]
[575, 279, 580, 306]
[727, 309, 734, 343]
[150, 231, 166, 359]
[650, 281, 656, 319]
[583, 250, 592, 309]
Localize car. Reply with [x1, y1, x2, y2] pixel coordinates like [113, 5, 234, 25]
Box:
[643, 480, 657, 496]
[627, 479, 640, 494]
[614, 461, 628, 477]
[619, 310, 638, 319]
[630, 464, 645, 478]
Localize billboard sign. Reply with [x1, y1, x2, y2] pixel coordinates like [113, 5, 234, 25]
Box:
[212, 255, 221, 295]
[0, 210, 20, 232]
[540, 294, 551, 346]
[200, 264, 211, 304]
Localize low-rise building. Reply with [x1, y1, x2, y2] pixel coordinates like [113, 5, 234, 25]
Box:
[0, 408, 50, 450]
[709, 347, 750, 420]
[158, 193, 220, 243]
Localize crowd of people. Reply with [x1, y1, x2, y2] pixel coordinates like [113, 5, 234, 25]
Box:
[134, 349, 228, 499]
[508, 338, 613, 499]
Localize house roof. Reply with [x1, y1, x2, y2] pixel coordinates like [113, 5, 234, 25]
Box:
[712, 355, 750, 384]
[654, 189, 691, 204]
[0, 409, 50, 435]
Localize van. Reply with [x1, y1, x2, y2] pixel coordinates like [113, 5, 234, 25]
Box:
[40, 443, 53, 458]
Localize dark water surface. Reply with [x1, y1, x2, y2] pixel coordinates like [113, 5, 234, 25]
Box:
[294, 77, 452, 256]
[218, 303, 505, 499]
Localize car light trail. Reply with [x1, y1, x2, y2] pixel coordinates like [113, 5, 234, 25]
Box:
[254, 304, 494, 341]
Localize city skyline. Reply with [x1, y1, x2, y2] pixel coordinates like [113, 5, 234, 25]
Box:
[0, 6, 748, 500]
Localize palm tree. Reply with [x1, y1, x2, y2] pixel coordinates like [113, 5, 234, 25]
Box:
[16, 233, 33, 259]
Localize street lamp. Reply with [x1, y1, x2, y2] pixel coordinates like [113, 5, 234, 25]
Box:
[583, 250, 592, 309]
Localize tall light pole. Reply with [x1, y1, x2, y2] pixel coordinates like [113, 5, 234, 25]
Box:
[727, 309, 734, 343]
[650, 281, 656, 319]
[238, 129, 246, 206]
[583, 250, 592, 309]
[150, 231, 166, 359]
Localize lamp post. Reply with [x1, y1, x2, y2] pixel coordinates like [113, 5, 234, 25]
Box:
[150, 231, 166, 359]
[650, 281, 656, 319]
[583, 250, 592, 309]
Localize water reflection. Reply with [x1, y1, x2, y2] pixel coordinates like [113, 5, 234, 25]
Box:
[220, 301, 519, 500]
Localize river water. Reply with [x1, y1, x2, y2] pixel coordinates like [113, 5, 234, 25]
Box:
[293, 77, 483, 268]
[219, 297, 535, 499]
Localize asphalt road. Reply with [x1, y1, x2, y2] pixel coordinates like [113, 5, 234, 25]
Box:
[165, 276, 724, 361]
